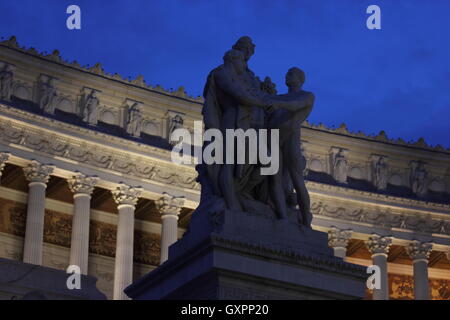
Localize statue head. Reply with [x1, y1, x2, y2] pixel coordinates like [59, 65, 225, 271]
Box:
[232, 36, 255, 62]
[223, 49, 245, 75]
[285, 67, 305, 90]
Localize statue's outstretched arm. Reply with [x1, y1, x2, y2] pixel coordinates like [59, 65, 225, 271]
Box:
[270, 92, 315, 112]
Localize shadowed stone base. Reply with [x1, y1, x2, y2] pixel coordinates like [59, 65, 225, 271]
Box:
[0, 258, 106, 300]
[125, 197, 367, 300]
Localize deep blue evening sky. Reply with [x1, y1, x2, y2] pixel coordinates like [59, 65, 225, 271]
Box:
[0, 0, 449, 147]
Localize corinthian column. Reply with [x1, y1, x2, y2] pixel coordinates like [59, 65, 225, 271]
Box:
[22, 160, 54, 265]
[328, 227, 352, 259]
[0, 152, 10, 183]
[406, 240, 433, 300]
[111, 183, 142, 300]
[155, 192, 185, 264]
[366, 234, 392, 300]
[67, 174, 98, 275]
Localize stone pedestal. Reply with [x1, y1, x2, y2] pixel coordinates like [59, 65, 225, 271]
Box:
[125, 198, 367, 300]
[0, 258, 106, 300]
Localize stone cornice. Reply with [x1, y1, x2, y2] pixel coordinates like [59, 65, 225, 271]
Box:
[311, 197, 450, 239]
[0, 37, 204, 104]
[303, 122, 450, 155]
[307, 180, 450, 215]
[209, 234, 367, 279]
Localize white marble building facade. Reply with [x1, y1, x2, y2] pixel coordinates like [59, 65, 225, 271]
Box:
[0, 36, 449, 300]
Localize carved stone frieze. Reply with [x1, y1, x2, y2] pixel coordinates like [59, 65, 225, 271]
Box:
[310, 199, 450, 236]
[0, 116, 200, 191]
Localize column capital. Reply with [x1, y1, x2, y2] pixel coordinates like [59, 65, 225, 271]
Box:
[366, 234, 392, 255]
[328, 227, 352, 249]
[406, 240, 433, 261]
[68, 173, 98, 196]
[0, 152, 10, 174]
[111, 183, 142, 207]
[23, 160, 54, 184]
[155, 192, 185, 216]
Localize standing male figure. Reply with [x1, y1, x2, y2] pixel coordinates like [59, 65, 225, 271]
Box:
[268, 67, 315, 226]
